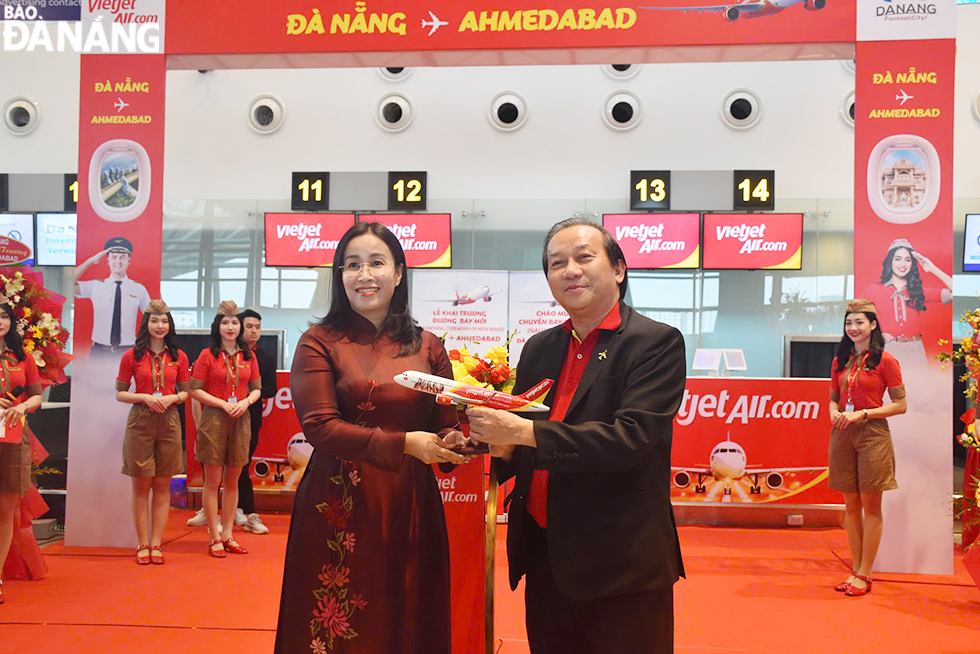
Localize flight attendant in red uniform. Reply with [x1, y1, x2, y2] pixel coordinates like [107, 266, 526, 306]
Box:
[828, 299, 907, 597]
[190, 301, 261, 558]
[0, 300, 43, 604]
[115, 300, 190, 565]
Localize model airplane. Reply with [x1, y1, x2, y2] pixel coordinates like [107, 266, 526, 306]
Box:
[421, 11, 449, 36]
[395, 370, 553, 411]
[672, 438, 826, 495]
[641, 0, 824, 22]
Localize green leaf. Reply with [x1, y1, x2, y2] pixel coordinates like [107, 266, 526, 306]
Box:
[315, 502, 330, 513]
[343, 630, 359, 640]
[330, 475, 343, 485]
[327, 540, 342, 552]
[338, 587, 348, 599]
[310, 619, 320, 639]
[343, 495, 353, 511]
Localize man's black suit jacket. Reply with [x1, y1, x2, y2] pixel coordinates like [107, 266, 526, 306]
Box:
[249, 345, 278, 431]
[496, 302, 686, 601]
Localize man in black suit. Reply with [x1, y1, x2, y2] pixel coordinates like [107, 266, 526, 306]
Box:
[468, 218, 686, 654]
[236, 309, 278, 534]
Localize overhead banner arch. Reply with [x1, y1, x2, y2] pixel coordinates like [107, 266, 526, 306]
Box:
[66, 3, 955, 654]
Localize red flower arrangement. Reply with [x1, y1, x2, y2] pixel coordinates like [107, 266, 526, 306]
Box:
[0, 266, 73, 386]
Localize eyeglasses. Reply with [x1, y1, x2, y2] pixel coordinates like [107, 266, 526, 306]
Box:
[341, 260, 393, 274]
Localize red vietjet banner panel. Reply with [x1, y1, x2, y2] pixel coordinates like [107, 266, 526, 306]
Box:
[672, 378, 835, 505]
[264, 213, 355, 267]
[603, 213, 700, 269]
[166, 0, 854, 56]
[702, 213, 803, 270]
[357, 213, 451, 268]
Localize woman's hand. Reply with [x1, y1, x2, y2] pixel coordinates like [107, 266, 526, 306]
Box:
[0, 397, 13, 410]
[143, 393, 168, 413]
[405, 431, 467, 465]
[3, 402, 27, 426]
[440, 430, 474, 464]
[912, 251, 935, 274]
[833, 410, 864, 431]
[226, 399, 249, 418]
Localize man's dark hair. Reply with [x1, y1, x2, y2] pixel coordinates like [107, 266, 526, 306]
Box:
[238, 309, 262, 323]
[541, 217, 628, 301]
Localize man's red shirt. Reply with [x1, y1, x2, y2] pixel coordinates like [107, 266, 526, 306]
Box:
[526, 302, 621, 528]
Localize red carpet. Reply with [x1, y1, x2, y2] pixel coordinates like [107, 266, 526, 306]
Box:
[1, 512, 978, 653]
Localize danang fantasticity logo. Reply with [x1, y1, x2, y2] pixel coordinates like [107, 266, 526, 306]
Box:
[875, 0, 938, 18]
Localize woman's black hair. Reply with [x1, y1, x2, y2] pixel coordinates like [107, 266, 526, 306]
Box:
[0, 304, 26, 362]
[879, 246, 926, 312]
[209, 313, 252, 360]
[133, 310, 181, 362]
[835, 311, 885, 373]
[318, 221, 422, 357]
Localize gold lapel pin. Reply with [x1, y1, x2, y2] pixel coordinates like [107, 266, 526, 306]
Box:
[598, 350, 607, 360]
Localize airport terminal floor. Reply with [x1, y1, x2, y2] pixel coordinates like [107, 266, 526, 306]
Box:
[1, 511, 977, 654]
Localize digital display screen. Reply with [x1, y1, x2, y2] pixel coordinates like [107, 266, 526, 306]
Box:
[35, 213, 77, 266]
[702, 213, 803, 270]
[0, 214, 35, 266]
[963, 214, 980, 272]
[264, 213, 356, 267]
[603, 213, 700, 269]
[356, 214, 451, 268]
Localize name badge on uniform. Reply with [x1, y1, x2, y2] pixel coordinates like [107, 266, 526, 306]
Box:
[228, 395, 238, 404]
[153, 391, 163, 399]
[845, 403, 854, 413]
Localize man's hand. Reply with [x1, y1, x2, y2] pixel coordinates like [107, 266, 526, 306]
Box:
[466, 407, 535, 448]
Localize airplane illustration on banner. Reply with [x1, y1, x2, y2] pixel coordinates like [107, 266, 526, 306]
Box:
[640, 0, 825, 22]
[671, 438, 827, 497]
[395, 370, 553, 411]
[896, 90, 914, 105]
[114, 98, 129, 112]
[421, 11, 449, 36]
[421, 284, 502, 306]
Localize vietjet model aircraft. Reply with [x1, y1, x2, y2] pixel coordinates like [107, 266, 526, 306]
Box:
[672, 439, 826, 496]
[641, 0, 825, 22]
[394, 371, 553, 412]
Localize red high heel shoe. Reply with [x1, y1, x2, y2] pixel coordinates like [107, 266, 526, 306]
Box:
[222, 538, 248, 555]
[208, 538, 226, 558]
[845, 573, 872, 597]
[835, 571, 855, 592]
[135, 544, 151, 565]
[150, 545, 165, 565]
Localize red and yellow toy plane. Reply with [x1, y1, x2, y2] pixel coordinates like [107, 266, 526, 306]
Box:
[394, 370, 553, 412]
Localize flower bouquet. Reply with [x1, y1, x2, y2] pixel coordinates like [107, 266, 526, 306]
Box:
[937, 309, 980, 552]
[447, 343, 517, 455]
[0, 267, 73, 386]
